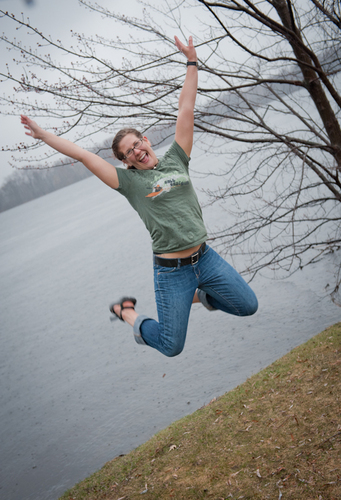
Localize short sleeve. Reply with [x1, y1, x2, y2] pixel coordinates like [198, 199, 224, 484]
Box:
[115, 167, 132, 195]
[161, 141, 190, 172]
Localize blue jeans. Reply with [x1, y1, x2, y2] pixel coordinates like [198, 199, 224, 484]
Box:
[133, 245, 258, 357]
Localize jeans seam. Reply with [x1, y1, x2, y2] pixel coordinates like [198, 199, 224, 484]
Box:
[156, 270, 167, 351]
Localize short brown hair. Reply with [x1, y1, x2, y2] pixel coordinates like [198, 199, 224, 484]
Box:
[112, 128, 143, 161]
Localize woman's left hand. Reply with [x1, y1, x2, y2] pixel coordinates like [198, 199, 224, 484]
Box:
[174, 35, 197, 62]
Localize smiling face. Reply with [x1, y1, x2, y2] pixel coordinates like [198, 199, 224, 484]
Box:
[119, 133, 158, 170]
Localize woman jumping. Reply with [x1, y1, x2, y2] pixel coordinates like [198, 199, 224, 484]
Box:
[21, 35, 258, 357]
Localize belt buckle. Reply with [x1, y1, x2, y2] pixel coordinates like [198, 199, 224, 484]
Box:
[191, 252, 199, 265]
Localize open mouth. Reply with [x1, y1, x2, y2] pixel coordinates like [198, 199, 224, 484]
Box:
[138, 152, 149, 164]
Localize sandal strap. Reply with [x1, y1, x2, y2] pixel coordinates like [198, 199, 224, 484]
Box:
[110, 297, 137, 322]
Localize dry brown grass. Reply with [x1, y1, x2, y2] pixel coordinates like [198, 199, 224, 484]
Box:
[60, 323, 341, 500]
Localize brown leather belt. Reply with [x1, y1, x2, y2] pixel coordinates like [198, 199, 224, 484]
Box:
[154, 242, 206, 268]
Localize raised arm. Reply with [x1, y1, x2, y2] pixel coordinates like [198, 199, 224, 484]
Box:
[174, 36, 198, 157]
[21, 115, 119, 189]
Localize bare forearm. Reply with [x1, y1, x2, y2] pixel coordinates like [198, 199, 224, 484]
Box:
[174, 35, 198, 113]
[21, 115, 119, 188]
[39, 130, 118, 187]
[178, 65, 198, 113]
[173, 36, 198, 156]
[39, 129, 88, 163]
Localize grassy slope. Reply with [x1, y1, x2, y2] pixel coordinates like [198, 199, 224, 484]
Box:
[60, 323, 341, 500]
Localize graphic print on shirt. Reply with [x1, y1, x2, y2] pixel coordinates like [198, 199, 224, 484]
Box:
[145, 172, 189, 199]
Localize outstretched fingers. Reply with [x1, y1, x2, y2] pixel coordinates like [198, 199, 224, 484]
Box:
[174, 35, 197, 62]
[21, 115, 32, 136]
[20, 115, 40, 138]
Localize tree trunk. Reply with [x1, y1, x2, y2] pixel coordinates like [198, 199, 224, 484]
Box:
[273, 0, 341, 169]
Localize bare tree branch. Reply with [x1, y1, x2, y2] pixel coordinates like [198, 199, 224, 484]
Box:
[1, 0, 340, 300]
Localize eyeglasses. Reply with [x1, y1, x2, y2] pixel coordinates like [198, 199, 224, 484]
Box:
[122, 138, 143, 160]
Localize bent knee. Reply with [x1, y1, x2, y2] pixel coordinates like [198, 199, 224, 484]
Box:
[162, 341, 185, 358]
[235, 290, 258, 317]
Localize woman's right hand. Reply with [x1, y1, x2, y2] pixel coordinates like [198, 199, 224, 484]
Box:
[21, 115, 44, 140]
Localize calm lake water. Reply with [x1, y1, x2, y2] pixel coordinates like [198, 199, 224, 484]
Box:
[1, 147, 340, 499]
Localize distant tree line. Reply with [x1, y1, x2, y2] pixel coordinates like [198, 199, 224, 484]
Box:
[0, 128, 173, 213]
[0, 161, 94, 212]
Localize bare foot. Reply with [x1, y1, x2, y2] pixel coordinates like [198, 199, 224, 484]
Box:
[113, 300, 135, 319]
[113, 300, 138, 327]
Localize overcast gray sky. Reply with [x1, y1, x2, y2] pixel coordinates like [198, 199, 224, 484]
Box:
[0, 0, 209, 186]
[0, 0, 150, 185]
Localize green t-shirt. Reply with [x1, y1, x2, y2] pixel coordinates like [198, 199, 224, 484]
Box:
[115, 141, 207, 254]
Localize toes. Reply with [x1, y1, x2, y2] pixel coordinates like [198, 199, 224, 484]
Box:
[113, 304, 122, 315]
